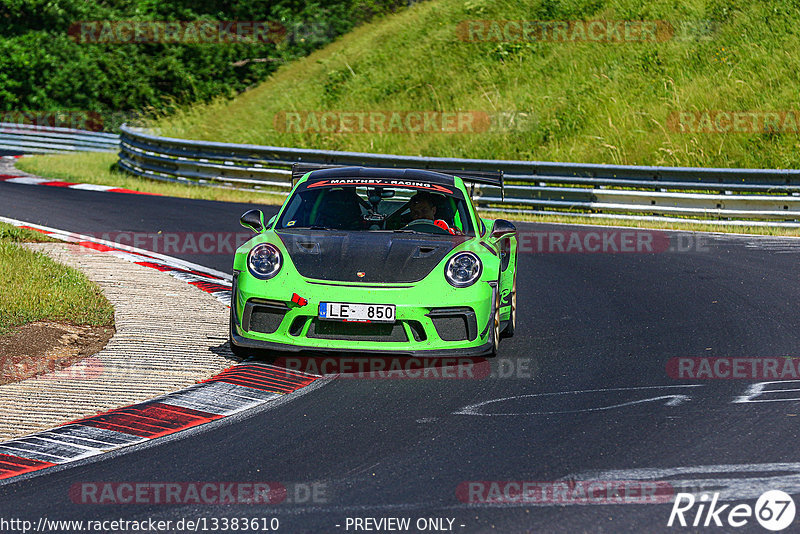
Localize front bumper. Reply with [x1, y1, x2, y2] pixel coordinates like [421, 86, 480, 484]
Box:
[230, 272, 496, 356]
[230, 327, 494, 357]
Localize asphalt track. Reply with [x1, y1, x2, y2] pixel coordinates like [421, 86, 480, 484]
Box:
[2, 179, 800, 533]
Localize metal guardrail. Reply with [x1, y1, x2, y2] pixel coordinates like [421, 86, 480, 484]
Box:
[0, 123, 119, 154]
[118, 124, 800, 225]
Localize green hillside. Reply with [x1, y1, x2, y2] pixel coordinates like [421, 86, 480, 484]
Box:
[154, 0, 800, 169]
[0, 0, 412, 129]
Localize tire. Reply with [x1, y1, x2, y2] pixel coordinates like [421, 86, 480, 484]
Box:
[488, 287, 501, 357]
[501, 274, 516, 339]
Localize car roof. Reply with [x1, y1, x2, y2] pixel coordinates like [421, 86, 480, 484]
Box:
[302, 166, 458, 185]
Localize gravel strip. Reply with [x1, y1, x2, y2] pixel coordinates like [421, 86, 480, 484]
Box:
[0, 242, 235, 440]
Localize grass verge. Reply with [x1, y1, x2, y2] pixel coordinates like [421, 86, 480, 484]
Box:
[0, 222, 57, 244]
[0, 222, 115, 335]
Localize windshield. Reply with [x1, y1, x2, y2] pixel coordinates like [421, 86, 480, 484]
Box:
[275, 181, 475, 236]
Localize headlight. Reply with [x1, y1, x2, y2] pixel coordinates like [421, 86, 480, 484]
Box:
[445, 251, 482, 288]
[247, 243, 282, 280]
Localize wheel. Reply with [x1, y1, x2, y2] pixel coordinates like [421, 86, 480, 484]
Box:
[501, 274, 516, 339]
[488, 287, 501, 357]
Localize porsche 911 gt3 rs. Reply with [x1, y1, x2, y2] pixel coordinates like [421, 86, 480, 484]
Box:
[229, 165, 517, 357]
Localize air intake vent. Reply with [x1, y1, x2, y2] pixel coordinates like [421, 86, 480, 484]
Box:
[427, 307, 478, 341]
[243, 299, 288, 334]
[307, 320, 408, 342]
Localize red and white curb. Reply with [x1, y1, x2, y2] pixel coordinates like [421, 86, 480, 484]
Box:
[0, 216, 232, 306]
[0, 173, 159, 196]
[0, 218, 325, 482]
[0, 363, 320, 481]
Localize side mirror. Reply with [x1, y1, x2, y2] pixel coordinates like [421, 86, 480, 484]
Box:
[240, 209, 265, 233]
[491, 219, 516, 239]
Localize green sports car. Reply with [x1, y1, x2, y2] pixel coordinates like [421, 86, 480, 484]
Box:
[229, 165, 517, 357]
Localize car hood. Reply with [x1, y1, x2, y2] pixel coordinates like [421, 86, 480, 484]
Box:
[277, 230, 468, 283]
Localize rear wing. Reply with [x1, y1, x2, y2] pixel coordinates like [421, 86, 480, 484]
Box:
[446, 170, 505, 200]
[290, 163, 505, 199]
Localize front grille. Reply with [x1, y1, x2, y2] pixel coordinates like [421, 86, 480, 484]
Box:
[427, 307, 477, 341]
[307, 319, 408, 342]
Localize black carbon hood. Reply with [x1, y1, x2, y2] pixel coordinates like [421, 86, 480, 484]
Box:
[277, 230, 467, 283]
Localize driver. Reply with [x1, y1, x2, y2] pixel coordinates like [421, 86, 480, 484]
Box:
[407, 191, 438, 222]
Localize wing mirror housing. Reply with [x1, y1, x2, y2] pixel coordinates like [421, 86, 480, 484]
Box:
[240, 209, 265, 233]
[491, 219, 516, 239]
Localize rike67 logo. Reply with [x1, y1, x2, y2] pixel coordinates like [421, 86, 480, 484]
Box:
[668, 490, 796, 531]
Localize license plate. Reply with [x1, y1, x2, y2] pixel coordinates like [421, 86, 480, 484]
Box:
[318, 302, 395, 323]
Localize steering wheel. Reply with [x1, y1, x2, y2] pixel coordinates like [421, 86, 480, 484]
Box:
[401, 219, 451, 235]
